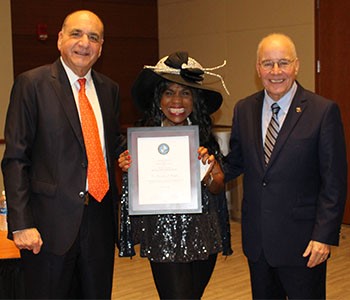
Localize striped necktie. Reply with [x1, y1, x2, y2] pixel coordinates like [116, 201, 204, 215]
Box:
[264, 103, 281, 165]
[78, 78, 109, 201]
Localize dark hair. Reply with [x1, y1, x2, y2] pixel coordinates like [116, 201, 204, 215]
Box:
[135, 79, 221, 156]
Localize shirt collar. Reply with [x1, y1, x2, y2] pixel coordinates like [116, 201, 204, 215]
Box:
[264, 81, 297, 113]
[60, 57, 92, 87]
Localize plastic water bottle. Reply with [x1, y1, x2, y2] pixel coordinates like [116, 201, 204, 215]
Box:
[0, 190, 7, 231]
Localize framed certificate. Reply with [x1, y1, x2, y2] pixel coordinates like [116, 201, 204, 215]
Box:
[127, 125, 202, 215]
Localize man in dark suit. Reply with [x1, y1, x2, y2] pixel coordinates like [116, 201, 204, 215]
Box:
[224, 33, 347, 299]
[1, 10, 120, 299]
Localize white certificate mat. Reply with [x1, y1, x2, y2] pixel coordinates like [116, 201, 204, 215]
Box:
[127, 126, 202, 215]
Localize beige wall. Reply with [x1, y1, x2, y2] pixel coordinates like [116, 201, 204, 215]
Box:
[158, 0, 315, 126]
[0, 0, 13, 192]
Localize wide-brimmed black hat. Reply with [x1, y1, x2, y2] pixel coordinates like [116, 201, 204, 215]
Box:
[131, 51, 229, 114]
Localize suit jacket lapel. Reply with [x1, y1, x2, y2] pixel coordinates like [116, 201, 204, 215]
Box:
[50, 59, 85, 150]
[252, 92, 266, 170]
[91, 71, 108, 142]
[266, 84, 308, 168]
[91, 70, 107, 125]
[91, 71, 112, 167]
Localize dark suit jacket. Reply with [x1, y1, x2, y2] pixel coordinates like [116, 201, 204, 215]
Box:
[224, 83, 347, 267]
[1, 59, 120, 255]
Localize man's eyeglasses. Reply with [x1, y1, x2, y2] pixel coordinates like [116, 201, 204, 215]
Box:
[259, 59, 296, 71]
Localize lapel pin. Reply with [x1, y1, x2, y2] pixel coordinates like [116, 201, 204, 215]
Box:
[296, 107, 302, 113]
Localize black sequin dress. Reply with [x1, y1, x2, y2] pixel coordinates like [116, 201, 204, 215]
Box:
[119, 160, 233, 263]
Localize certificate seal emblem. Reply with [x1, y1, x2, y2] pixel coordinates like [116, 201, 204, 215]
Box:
[158, 143, 170, 155]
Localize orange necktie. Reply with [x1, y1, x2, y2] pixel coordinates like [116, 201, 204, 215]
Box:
[78, 78, 109, 202]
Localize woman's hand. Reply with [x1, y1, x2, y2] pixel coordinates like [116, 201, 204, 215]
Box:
[118, 150, 132, 172]
[198, 146, 216, 169]
[197, 146, 225, 194]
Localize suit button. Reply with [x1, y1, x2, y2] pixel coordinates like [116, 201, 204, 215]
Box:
[262, 181, 267, 187]
[79, 191, 85, 198]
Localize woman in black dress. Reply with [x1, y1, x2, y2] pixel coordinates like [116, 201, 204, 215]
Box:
[118, 51, 232, 299]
